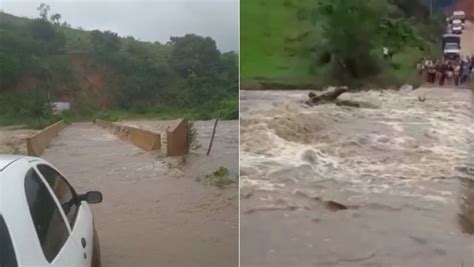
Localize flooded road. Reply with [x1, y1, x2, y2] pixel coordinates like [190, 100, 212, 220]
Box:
[0, 126, 37, 154]
[122, 119, 239, 177]
[42, 121, 238, 267]
[240, 88, 473, 266]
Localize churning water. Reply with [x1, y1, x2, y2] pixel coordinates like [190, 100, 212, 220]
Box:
[240, 87, 474, 267]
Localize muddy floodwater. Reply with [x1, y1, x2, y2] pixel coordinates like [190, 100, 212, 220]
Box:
[41, 120, 238, 267]
[240, 88, 473, 267]
[0, 126, 37, 154]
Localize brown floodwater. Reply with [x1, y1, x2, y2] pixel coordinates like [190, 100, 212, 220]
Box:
[240, 86, 473, 267]
[41, 121, 238, 267]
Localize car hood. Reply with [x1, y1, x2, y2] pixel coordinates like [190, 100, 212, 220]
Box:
[0, 155, 22, 172]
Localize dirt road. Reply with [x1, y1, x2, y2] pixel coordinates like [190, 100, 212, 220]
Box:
[460, 21, 474, 57]
[42, 122, 238, 267]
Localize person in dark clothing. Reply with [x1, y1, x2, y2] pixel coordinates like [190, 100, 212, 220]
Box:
[439, 61, 448, 86]
[434, 61, 442, 84]
[461, 62, 470, 84]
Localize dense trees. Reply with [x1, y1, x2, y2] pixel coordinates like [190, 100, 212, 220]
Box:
[0, 10, 66, 91]
[168, 34, 221, 79]
[318, 0, 381, 84]
[314, 0, 442, 87]
[100, 34, 238, 119]
[0, 3, 238, 125]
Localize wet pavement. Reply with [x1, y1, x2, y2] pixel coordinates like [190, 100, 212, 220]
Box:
[42, 122, 238, 267]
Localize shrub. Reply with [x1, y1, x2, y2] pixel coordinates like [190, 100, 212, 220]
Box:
[186, 121, 201, 152]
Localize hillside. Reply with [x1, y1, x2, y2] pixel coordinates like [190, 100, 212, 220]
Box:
[0, 9, 238, 127]
[240, 0, 448, 89]
[240, 0, 319, 84]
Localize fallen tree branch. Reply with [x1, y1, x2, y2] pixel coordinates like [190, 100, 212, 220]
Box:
[306, 87, 349, 106]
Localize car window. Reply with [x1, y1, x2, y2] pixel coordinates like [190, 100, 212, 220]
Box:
[37, 164, 79, 229]
[0, 215, 18, 267]
[445, 43, 458, 49]
[25, 168, 69, 263]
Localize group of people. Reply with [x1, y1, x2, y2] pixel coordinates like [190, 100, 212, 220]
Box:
[417, 56, 473, 86]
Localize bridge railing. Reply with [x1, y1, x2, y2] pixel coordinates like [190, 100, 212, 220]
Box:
[94, 119, 162, 151]
[26, 120, 66, 156]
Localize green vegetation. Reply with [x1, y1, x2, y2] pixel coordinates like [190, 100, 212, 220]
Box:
[186, 121, 201, 152]
[241, 0, 444, 89]
[0, 4, 238, 129]
[210, 167, 234, 189]
[0, 90, 66, 129]
[195, 166, 235, 189]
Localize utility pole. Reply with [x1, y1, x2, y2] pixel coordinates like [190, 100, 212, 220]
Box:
[429, 0, 433, 18]
[430, 0, 432, 17]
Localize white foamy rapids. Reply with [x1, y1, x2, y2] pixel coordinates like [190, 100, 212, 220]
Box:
[240, 88, 473, 203]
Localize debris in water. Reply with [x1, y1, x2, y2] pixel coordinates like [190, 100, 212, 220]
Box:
[306, 87, 348, 106]
[323, 200, 349, 212]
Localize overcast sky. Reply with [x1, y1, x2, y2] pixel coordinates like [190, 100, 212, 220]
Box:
[1, 0, 239, 52]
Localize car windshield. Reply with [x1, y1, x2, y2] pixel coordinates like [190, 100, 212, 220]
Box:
[445, 43, 459, 50]
[0, 215, 18, 267]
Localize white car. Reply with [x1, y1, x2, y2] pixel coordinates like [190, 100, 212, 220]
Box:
[451, 19, 463, 34]
[0, 155, 102, 267]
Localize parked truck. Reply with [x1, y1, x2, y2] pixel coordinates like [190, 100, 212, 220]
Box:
[442, 34, 461, 59]
[452, 10, 466, 24]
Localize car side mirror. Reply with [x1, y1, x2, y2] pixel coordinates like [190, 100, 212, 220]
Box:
[78, 191, 103, 204]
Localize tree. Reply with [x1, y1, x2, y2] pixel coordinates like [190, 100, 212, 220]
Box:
[168, 34, 221, 79]
[318, 0, 381, 85]
[61, 21, 71, 28]
[219, 51, 239, 82]
[50, 13, 61, 24]
[90, 30, 121, 54]
[37, 3, 50, 20]
[30, 19, 56, 40]
[390, 0, 429, 19]
[28, 18, 65, 53]
[0, 53, 21, 90]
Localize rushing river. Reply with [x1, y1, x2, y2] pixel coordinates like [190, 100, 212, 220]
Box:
[240, 87, 473, 267]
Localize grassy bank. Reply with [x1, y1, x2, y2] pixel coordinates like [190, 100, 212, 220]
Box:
[240, 0, 317, 85]
[93, 101, 239, 122]
[0, 96, 238, 130]
[240, 0, 443, 90]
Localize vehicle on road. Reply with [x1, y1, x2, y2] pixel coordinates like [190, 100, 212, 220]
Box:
[451, 19, 464, 34]
[442, 34, 461, 59]
[444, 42, 461, 59]
[452, 10, 466, 24]
[0, 155, 103, 267]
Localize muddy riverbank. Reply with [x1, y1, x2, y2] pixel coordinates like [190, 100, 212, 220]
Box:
[0, 126, 37, 154]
